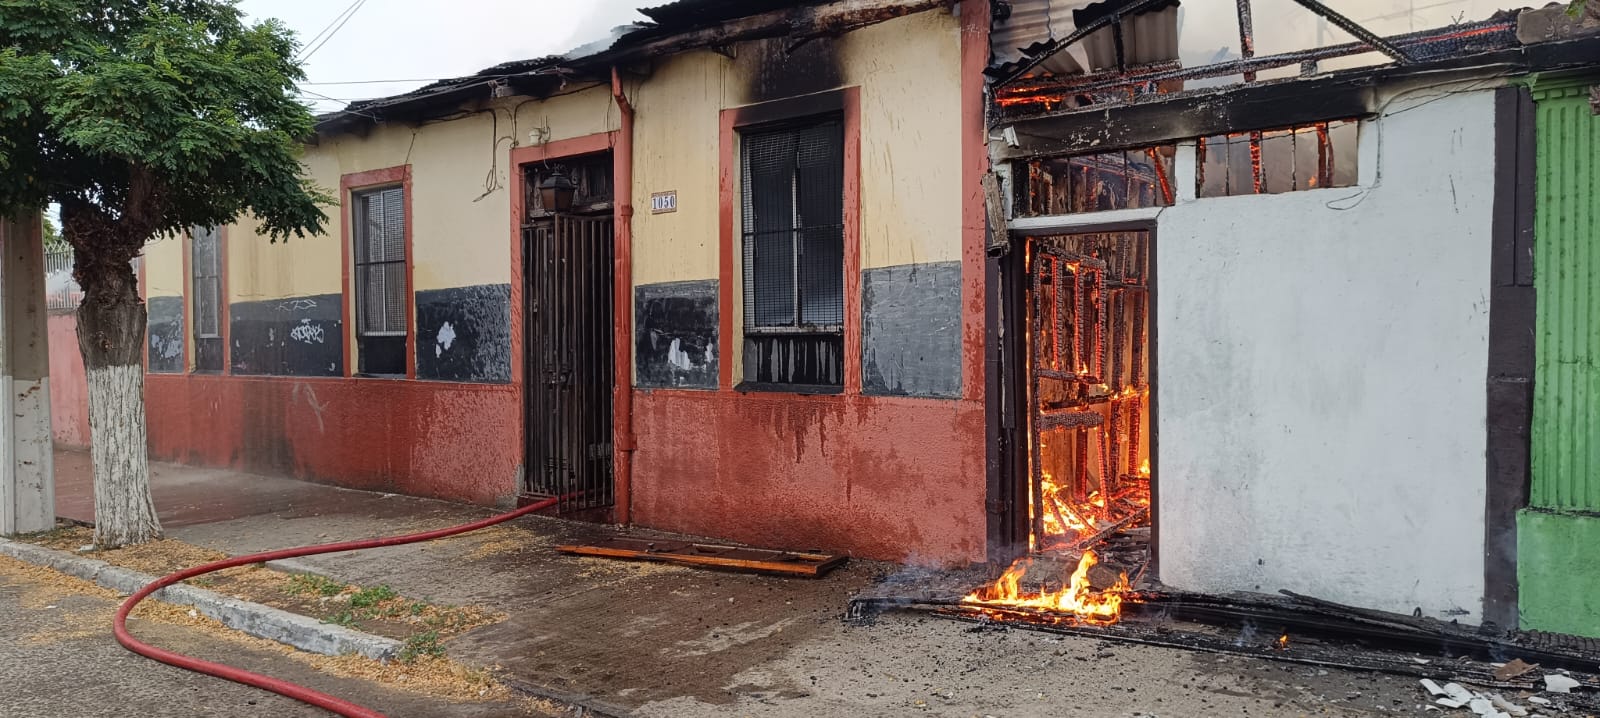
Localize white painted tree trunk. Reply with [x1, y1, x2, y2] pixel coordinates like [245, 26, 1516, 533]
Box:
[88, 364, 160, 547]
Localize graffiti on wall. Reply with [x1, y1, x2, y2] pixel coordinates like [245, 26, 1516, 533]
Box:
[230, 293, 343, 376]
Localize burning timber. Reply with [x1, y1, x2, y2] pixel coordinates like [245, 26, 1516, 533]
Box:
[848, 584, 1600, 684]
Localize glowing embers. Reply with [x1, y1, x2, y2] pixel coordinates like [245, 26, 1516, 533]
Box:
[1026, 232, 1153, 558]
[962, 550, 1131, 625]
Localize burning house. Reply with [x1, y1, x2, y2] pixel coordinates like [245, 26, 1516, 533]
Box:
[38, 0, 1600, 642]
[975, 0, 1600, 637]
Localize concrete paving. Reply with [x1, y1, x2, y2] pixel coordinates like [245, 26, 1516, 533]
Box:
[46, 449, 1446, 716]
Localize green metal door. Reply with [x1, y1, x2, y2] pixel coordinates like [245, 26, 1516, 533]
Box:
[1521, 75, 1600, 636]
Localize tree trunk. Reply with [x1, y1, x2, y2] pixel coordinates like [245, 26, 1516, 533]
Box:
[75, 254, 159, 548]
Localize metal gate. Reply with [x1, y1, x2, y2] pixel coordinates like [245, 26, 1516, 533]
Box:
[523, 214, 615, 512]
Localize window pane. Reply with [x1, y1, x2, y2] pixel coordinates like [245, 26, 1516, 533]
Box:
[738, 115, 846, 386]
[384, 261, 407, 333]
[1259, 129, 1295, 195]
[1198, 135, 1229, 198]
[1329, 120, 1359, 188]
[795, 121, 843, 326]
[742, 128, 800, 328]
[798, 226, 843, 325]
[381, 187, 405, 262]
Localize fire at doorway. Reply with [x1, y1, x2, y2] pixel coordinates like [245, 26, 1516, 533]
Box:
[967, 229, 1152, 623]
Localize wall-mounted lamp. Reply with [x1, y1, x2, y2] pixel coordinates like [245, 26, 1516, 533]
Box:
[539, 168, 577, 212]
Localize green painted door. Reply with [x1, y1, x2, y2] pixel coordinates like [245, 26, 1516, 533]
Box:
[1521, 75, 1600, 637]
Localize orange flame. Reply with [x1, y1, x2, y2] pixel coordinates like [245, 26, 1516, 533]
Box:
[1276, 633, 1290, 650]
[962, 551, 1130, 625]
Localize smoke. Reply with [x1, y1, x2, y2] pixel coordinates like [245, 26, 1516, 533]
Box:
[563, 0, 649, 54]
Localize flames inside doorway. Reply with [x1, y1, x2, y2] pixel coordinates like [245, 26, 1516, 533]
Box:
[965, 231, 1152, 624]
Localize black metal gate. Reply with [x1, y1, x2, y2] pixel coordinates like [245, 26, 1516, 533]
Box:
[523, 214, 615, 512]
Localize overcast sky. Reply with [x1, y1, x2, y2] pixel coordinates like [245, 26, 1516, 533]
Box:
[244, 0, 1519, 115]
[235, 0, 649, 113]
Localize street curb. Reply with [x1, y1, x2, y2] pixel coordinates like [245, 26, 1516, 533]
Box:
[0, 538, 402, 661]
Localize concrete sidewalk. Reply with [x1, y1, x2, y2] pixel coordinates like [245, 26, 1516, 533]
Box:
[51, 450, 1427, 717]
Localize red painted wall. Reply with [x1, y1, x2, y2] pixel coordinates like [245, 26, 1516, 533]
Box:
[144, 374, 521, 505]
[630, 390, 987, 565]
[47, 312, 90, 448]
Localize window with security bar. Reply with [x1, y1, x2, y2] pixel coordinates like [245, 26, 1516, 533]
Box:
[190, 225, 223, 372]
[740, 116, 845, 389]
[1197, 119, 1358, 197]
[353, 186, 408, 376]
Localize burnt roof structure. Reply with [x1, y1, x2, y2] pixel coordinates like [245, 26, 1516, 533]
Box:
[313, 0, 945, 136]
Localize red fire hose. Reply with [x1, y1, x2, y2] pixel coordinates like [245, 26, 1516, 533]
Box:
[113, 495, 563, 718]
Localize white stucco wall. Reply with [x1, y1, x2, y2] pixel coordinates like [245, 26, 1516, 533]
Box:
[1154, 88, 1496, 620]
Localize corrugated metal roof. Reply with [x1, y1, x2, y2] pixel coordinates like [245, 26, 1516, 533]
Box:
[991, 0, 1180, 79]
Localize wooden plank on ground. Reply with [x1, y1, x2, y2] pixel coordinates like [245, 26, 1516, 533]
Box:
[557, 537, 847, 578]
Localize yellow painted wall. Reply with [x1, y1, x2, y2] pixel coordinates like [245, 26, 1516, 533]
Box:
[847, 11, 964, 270]
[630, 9, 963, 286]
[630, 52, 734, 287]
[141, 234, 186, 298]
[627, 9, 964, 380]
[155, 84, 622, 308]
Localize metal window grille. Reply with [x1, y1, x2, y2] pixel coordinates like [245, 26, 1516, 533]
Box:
[353, 187, 408, 337]
[739, 117, 845, 387]
[191, 226, 222, 338]
[741, 118, 845, 330]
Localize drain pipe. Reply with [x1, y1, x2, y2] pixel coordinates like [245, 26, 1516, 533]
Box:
[611, 66, 636, 525]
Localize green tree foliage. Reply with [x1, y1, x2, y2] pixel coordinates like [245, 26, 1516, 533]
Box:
[0, 0, 329, 249]
[0, 0, 330, 546]
[42, 213, 64, 251]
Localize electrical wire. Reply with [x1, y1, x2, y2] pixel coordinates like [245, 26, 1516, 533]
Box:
[299, 0, 369, 62]
[294, 0, 361, 58]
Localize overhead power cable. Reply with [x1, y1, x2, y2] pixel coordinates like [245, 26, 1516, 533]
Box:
[298, 0, 368, 62]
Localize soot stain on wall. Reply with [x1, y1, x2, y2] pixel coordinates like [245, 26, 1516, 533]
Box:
[862, 261, 962, 398]
[416, 284, 512, 384]
[737, 35, 843, 105]
[146, 295, 184, 373]
[635, 280, 718, 389]
[230, 293, 343, 377]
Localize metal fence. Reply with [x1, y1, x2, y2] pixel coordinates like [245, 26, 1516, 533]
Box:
[44, 249, 81, 310]
[44, 249, 143, 311]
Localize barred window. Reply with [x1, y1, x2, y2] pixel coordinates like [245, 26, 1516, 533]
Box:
[353, 186, 407, 376]
[1198, 119, 1358, 197]
[1019, 146, 1177, 216]
[190, 225, 223, 372]
[740, 117, 845, 389]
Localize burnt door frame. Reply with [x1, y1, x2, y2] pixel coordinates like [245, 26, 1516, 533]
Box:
[992, 218, 1159, 574]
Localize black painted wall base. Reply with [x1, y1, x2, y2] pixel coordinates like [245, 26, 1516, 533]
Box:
[147, 295, 184, 374]
[415, 284, 512, 383]
[862, 261, 962, 398]
[230, 294, 343, 377]
[635, 280, 719, 390]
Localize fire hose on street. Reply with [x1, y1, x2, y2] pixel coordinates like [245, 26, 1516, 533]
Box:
[112, 495, 563, 718]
